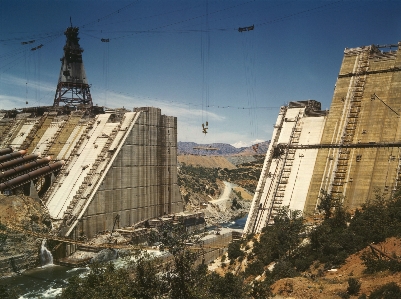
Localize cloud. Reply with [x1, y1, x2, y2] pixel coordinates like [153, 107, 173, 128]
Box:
[252, 139, 265, 144]
[0, 94, 32, 109]
[2, 74, 54, 92]
[0, 81, 270, 145]
[91, 90, 225, 123]
[232, 141, 249, 148]
[231, 139, 267, 148]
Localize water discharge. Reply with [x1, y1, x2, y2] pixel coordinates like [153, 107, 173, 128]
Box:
[40, 239, 53, 266]
[3, 219, 248, 298]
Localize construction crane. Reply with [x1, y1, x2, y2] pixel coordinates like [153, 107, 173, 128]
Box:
[238, 24, 254, 32]
[202, 121, 209, 135]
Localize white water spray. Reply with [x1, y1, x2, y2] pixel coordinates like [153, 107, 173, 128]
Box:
[40, 239, 53, 266]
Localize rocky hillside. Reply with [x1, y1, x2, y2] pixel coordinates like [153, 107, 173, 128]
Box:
[211, 237, 401, 298]
[0, 194, 51, 276]
[178, 164, 252, 226]
[178, 155, 237, 170]
[178, 141, 270, 156]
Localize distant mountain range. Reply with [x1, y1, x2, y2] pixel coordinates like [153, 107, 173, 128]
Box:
[177, 141, 270, 156]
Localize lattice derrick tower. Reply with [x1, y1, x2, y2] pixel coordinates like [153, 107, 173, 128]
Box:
[53, 26, 93, 108]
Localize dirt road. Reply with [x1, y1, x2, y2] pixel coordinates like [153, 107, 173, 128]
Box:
[210, 181, 234, 210]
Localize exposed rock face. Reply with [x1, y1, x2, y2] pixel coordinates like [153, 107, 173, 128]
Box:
[0, 194, 51, 276]
[182, 180, 251, 226]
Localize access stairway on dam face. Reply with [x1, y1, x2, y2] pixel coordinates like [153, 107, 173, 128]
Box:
[331, 48, 369, 196]
[245, 108, 304, 233]
[0, 117, 27, 148]
[45, 111, 84, 158]
[25, 113, 58, 154]
[44, 111, 140, 237]
[244, 107, 287, 234]
[18, 114, 48, 151]
[263, 110, 303, 225]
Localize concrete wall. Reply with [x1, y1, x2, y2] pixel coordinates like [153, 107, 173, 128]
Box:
[244, 102, 327, 233]
[246, 42, 401, 234]
[78, 107, 182, 239]
[306, 43, 401, 214]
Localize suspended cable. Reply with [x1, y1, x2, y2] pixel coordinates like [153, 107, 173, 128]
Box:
[0, 31, 64, 44]
[91, 85, 280, 111]
[80, 1, 139, 29]
[102, 38, 110, 107]
[102, 0, 255, 41]
[0, 34, 63, 74]
[256, 0, 344, 28]
[83, 2, 205, 29]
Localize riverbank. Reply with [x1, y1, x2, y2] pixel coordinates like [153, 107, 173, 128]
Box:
[0, 194, 51, 277]
[204, 181, 251, 226]
[2, 215, 248, 299]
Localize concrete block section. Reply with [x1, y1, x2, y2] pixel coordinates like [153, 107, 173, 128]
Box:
[246, 42, 401, 234]
[67, 107, 182, 239]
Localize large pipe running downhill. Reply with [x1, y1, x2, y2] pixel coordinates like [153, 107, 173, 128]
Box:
[0, 154, 39, 170]
[0, 160, 64, 191]
[0, 150, 27, 163]
[0, 157, 51, 181]
[0, 148, 13, 156]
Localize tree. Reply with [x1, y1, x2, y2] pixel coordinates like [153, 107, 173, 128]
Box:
[0, 284, 18, 299]
[252, 207, 305, 265]
[58, 262, 136, 299]
[208, 272, 249, 299]
[227, 240, 244, 261]
[317, 189, 343, 219]
[347, 278, 361, 295]
[369, 282, 401, 299]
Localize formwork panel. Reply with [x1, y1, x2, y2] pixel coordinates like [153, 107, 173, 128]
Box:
[130, 189, 138, 209]
[112, 167, 122, 189]
[120, 166, 131, 188]
[97, 191, 106, 214]
[112, 190, 121, 211]
[104, 190, 113, 213]
[103, 172, 113, 189]
[121, 188, 129, 210]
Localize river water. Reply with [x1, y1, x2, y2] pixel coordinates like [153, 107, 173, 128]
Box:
[1, 265, 88, 298]
[1, 215, 248, 298]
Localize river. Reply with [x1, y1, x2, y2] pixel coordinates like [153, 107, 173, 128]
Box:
[1, 265, 88, 298]
[1, 215, 247, 298]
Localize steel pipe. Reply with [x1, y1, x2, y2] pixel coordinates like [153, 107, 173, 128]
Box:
[0, 150, 27, 163]
[0, 148, 13, 156]
[0, 154, 39, 170]
[0, 156, 51, 181]
[0, 160, 64, 191]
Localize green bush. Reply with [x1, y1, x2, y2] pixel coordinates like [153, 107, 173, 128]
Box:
[245, 259, 265, 277]
[347, 277, 361, 295]
[0, 284, 18, 299]
[369, 282, 401, 299]
[361, 251, 401, 274]
[227, 241, 244, 261]
[337, 291, 350, 299]
[270, 260, 298, 280]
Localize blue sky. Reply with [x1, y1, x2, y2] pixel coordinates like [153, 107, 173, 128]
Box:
[1, 0, 401, 147]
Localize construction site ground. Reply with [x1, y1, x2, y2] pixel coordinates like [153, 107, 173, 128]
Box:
[178, 155, 236, 169]
[208, 237, 401, 298]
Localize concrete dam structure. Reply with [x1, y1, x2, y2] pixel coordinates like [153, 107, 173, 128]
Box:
[0, 26, 182, 256]
[245, 42, 401, 234]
